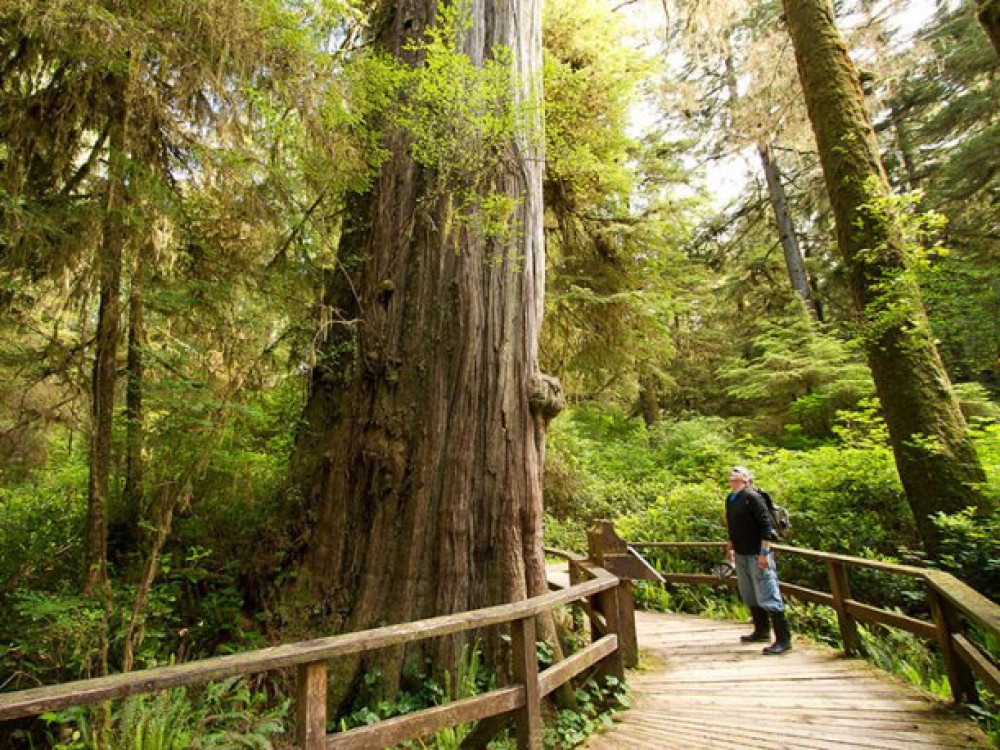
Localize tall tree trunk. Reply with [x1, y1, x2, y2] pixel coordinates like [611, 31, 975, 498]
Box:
[757, 141, 820, 321]
[286, 0, 556, 709]
[781, 0, 991, 555]
[637, 372, 660, 427]
[888, 105, 919, 192]
[722, 49, 819, 322]
[975, 0, 1000, 57]
[84, 76, 129, 595]
[117, 251, 146, 557]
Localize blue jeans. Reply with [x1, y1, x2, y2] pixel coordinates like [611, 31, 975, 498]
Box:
[735, 554, 784, 612]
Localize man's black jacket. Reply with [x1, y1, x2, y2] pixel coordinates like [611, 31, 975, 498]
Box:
[726, 487, 778, 555]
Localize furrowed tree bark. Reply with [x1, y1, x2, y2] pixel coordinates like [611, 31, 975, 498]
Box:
[975, 0, 1000, 57]
[84, 75, 129, 596]
[757, 141, 820, 321]
[780, 0, 991, 555]
[285, 0, 557, 710]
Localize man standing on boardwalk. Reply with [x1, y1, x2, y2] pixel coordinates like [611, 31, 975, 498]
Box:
[724, 466, 792, 655]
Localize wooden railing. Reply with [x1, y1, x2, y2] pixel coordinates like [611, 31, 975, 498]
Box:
[630, 540, 1000, 705]
[0, 564, 626, 750]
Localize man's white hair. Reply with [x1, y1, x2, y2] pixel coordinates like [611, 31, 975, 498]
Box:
[730, 466, 754, 483]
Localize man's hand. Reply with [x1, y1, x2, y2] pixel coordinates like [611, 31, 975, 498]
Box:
[726, 547, 735, 565]
[757, 553, 769, 570]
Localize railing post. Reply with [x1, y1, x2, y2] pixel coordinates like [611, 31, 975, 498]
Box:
[597, 584, 626, 682]
[588, 520, 640, 668]
[297, 661, 327, 750]
[826, 559, 859, 655]
[615, 582, 638, 668]
[511, 616, 543, 750]
[927, 587, 978, 705]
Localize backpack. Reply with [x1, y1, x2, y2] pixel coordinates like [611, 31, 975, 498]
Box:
[756, 488, 791, 539]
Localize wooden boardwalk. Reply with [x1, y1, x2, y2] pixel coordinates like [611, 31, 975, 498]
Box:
[585, 610, 991, 750]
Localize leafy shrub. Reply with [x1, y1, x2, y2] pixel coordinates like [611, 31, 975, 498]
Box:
[751, 444, 918, 556]
[749, 445, 924, 610]
[857, 623, 950, 698]
[615, 481, 724, 546]
[0, 450, 87, 592]
[954, 382, 1000, 422]
[933, 507, 1000, 602]
[646, 417, 739, 482]
[543, 676, 628, 750]
[717, 318, 874, 443]
[544, 408, 740, 536]
[1, 548, 262, 695]
[545, 406, 678, 522]
[37, 676, 289, 749]
[1, 589, 107, 686]
[543, 514, 589, 553]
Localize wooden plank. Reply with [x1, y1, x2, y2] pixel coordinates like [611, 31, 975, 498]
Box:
[628, 542, 728, 550]
[651, 706, 971, 728]
[297, 661, 327, 750]
[632, 713, 969, 750]
[661, 573, 735, 587]
[845, 600, 937, 641]
[538, 635, 618, 698]
[511, 618, 542, 749]
[641, 695, 935, 709]
[0, 572, 619, 721]
[615, 582, 639, 667]
[928, 587, 979, 704]
[326, 686, 523, 750]
[770, 545, 929, 578]
[582, 603, 609, 635]
[953, 633, 1000, 695]
[544, 547, 588, 564]
[924, 570, 1000, 642]
[629, 540, 931, 579]
[601, 553, 663, 583]
[596, 610, 992, 749]
[597, 586, 625, 681]
[827, 559, 859, 654]
[779, 582, 835, 606]
[622, 715, 883, 750]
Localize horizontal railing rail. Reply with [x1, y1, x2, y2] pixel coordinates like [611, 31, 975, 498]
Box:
[0, 564, 624, 750]
[630, 540, 1000, 705]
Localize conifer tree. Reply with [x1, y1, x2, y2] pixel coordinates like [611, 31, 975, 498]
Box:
[285, 0, 555, 709]
[780, 0, 992, 553]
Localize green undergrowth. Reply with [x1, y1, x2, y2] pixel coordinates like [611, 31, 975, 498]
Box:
[329, 638, 628, 750]
[11, 640, 627, 750]
[10, 677, 289, 750]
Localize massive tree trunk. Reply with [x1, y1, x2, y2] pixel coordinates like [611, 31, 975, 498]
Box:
[975, 0, 1000, 57]
[84, 77, 129, 595]
[286, 0, 556, 708]
[780, 0, 991, 555]
[757, 141, 820, 321]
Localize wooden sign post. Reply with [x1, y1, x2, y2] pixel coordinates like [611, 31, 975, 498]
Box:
[587, 520, 664, 668]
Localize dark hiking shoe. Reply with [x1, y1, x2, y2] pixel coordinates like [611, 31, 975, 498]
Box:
[741, 606, 771, 642]
[762, 610, 792, 655]
[762, 640, 792, 655]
